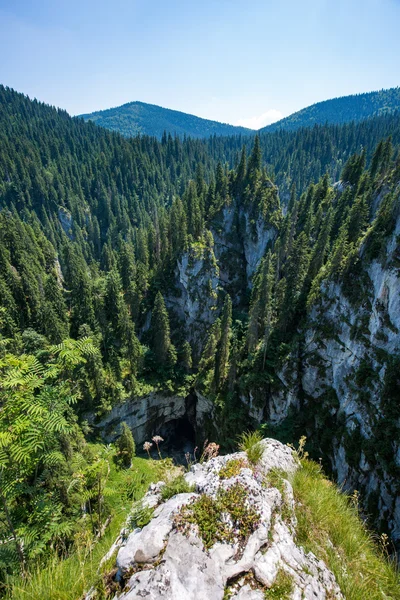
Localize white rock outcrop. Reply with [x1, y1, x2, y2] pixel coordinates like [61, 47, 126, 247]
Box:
[114, 439, 342, 600]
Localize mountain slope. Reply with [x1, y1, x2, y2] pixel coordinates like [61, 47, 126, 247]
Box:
[79, 100, 252, 139]
[261, 87, 400, 133]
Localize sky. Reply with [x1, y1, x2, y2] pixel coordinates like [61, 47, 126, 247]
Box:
[0, 0, 399, 129]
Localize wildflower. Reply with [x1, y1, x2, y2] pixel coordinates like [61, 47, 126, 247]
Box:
[143, 441, 153, 458]
[152, 435, 164, 444]
[201, 441, 220, 462]
[152, 435, 164, 459]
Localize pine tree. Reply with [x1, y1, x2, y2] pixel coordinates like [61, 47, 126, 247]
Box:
[151, 292, 173, 365]
[181, 340, 193, 372]
[247, 135, 262, 182]
[116, 422, 136, 468]
[213, 294, 232, 390]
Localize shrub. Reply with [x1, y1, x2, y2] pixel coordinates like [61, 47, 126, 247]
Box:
[116, 422, 135, 468]
[238, 430, 264, 465]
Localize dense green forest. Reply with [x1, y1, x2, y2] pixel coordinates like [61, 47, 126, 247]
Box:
[1, 84, 400, 596]
[261, 86, 400, 133]
[80, 100, 252, 139]
[80, 87, 400, 142]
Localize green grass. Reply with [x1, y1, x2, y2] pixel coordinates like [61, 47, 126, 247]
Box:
[292, 458, 400, 600]
[5, 456, 162, 600]
[264, 568, 293, 599]
[160, 474, 194, 501]
[238, 430, 263, 465]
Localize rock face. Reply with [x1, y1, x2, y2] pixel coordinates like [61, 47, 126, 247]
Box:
[58, 207, 74, 239]
[93, 390, 214, 447]
[165, 202, 278, 358]
[211, 204, 278, 295]
[115, 439, 342, 600]
[247, 212, 400, 549]
[166, 243, 220, 355]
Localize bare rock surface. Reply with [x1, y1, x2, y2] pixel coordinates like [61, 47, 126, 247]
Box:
[115, 439, 342, 599]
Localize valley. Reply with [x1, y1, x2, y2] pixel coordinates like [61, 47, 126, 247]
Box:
[0, 84, 400, 599]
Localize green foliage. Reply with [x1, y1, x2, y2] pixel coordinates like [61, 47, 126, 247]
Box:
[4, 456, 162, 600]
[116, 423, 136, 468]
[175, 483, 260, 550]
[264, 569, 293, 599]
[160, 475, 195, 501]
[292, 458, 400, 600]
[238, 431, 264, 465]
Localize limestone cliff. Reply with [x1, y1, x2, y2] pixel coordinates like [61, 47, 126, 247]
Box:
[246, 211, 400, 548]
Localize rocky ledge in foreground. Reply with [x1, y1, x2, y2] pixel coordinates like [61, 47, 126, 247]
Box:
[113, 439, 343, 599]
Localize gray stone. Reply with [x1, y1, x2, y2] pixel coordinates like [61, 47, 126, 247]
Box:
[113, 439, 343, 600]
[117, 493, 197, 572]
[119, 533, 225, 600]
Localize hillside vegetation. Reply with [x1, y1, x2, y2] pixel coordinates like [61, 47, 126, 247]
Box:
[80, 100, 252, 139]
[262, 86, 400, 133]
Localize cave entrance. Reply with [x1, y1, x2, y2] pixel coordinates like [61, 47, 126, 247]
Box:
[158, 416, 196, 464]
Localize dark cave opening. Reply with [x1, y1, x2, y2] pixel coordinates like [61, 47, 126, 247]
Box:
[158, 416, 196, 463]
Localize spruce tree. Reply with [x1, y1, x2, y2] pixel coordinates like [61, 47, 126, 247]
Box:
[116, 422, 135, 468]
[151, 292, 173, 365]
[213, 294, 232, 391]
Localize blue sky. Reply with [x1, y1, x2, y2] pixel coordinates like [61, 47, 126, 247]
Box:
[0, 0, 399, 128]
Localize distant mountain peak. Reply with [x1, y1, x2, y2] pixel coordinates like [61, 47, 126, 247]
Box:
[261, 87, 400, 133]
[79, 101, 252, 139]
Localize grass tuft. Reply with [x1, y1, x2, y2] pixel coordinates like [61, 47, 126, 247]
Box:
[292, 457, 400, 600]
[238, 430, 264, 465]
[160, 475, 195, 501]
[264, 568, 293, 599]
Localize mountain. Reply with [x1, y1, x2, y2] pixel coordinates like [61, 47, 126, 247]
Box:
[80, 88, 400, 141]
[79, 100, 252, 139]
[261, 86, 400, 133]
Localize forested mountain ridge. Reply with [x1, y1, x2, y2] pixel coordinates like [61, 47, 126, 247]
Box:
[80, 100, 252, 139]
[80, 87, 400, 142]
[261, 86, 400, 133]
[1, 84, 400, 598]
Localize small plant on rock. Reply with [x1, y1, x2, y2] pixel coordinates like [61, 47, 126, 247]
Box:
[238, 430, 264, 465]
[200, 441, 220, 462]
[219, 457, 248, 479]
[129, 504, 155, 529]
[264, 568, 293, 599]
[175, 483, 260, 552]
[161, 475, 195, 501]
